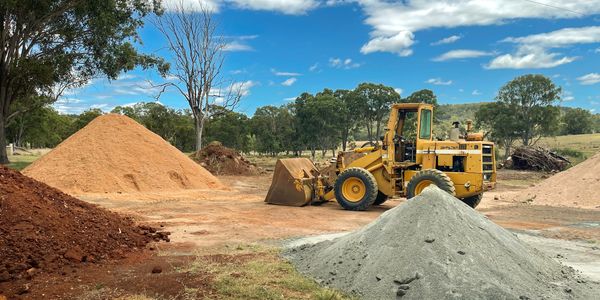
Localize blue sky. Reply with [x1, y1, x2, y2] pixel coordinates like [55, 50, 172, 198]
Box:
[55, 0, 600, 116]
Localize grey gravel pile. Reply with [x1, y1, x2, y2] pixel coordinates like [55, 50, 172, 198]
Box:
[285, 186, 600, 299]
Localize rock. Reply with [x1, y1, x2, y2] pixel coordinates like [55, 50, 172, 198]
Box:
[425, 237, 435, 243]
[25, 268, 37, 279]
[396, 288, 407, 297]
[151, 266, 162, 274]
[16, 284, 29, 295]
[0, 271, 11, 282]
[64, 247, 85, 262]
[457, 250, 466, 255]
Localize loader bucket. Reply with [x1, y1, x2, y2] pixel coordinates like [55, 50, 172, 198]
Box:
[265, 158, 319, 206]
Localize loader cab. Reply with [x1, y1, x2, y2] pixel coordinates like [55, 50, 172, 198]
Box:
[387, 103, 433, 164]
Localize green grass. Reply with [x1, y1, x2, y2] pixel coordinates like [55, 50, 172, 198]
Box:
[537, 133, 600, 155]
[187, 244, 354, 300]
[6, 154, 41, 170]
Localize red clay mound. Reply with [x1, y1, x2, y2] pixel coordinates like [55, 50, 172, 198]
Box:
[0, 166, 167, 288]
[193, 143, 260, 176]
[23, 114, 224, 195]
[517, 151, 600, 209]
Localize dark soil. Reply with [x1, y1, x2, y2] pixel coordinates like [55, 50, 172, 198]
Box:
[0, 166, 168, 297]
[192, 143, 260, 176]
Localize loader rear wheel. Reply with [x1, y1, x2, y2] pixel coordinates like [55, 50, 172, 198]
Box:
[373, 191, 388, 205]
[407, 169, 456, 199]
[462, 193, 483, 208]
[334, 167, 378, 211]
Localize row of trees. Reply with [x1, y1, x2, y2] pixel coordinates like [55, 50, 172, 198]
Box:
[474, 74, 598, 157]
[10, 75, 597, 159]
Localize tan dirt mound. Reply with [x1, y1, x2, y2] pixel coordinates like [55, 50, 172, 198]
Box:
[0, 166, 168, 295]
[192, 143, 260, 176]
[517, 151, 600, 209]
[23, 114, 224, 195]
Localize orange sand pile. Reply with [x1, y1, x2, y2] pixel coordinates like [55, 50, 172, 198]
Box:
[23, 114, 224, 195]
[518, 151, 600, 209]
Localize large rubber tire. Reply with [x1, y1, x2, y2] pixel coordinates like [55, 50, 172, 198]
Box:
[406, 169, 456, 199]
[462, 193, 483, 208]
[334, 167, 378, 211]
[373, 191, 389, 205]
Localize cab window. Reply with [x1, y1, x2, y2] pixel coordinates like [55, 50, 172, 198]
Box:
[419, 109, 432, 140]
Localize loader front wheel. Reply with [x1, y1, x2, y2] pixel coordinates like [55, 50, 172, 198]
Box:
[407, 169, 456, 199]
[334, 167, 378, 211]
[373, 191, 389, 205]
[462, 193, 483, 208]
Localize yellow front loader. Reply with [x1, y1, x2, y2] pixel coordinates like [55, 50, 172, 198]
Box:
[265, 103, 496, 211]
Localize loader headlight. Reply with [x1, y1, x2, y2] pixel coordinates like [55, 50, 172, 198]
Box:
[464, 182, 471, 190]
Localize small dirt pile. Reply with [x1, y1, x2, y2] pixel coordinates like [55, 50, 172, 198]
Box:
[192, 143, 260, 176]
[23, 114, 224, 195]
[0, 166, 168, 286]
[517, 151, 600, 208]
[286, 186, 599, 299]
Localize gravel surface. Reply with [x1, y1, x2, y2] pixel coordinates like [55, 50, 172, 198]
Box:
[285, 186, 600, 299]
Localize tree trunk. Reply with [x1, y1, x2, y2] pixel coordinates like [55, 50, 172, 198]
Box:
[375, 120, 381, 142]
[0, 118, 9, 164]
[341, 129, 348, 151]
[195, 116, 203, 151]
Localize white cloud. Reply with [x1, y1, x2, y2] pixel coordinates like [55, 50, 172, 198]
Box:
[284, 97, 297, 101]
[229, 0, 318, 15]
[433, 49, 493, 61]
[223, 35, 257, 52]
[431, 35, 461, 46]
[487, 48, 577, 69]
[356, 1, 600, 56]
[229, 80, 256, 97]
[329, 57, 362, 69]
[577, 73, 600, 85]
[502, 26, 600, 47]
[223, 41, 253, 52]
[596, 47, 600, 53]
[117, 73, 136, 81]
[360, 31, 414, 56]
[394, 88, 403, 96]
[271, 68, 302, 76]
[165, 74, 179, 81]
[472, 89, 481, 96]
[309, 63, 319, 72]
[161, 0, 220, 12]
[487, 26, 600, 69]
[426, 78, 452, 86]
[281, 78, 297, 86]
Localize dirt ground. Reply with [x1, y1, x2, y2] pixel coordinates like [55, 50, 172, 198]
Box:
[5, 169, 600, 299]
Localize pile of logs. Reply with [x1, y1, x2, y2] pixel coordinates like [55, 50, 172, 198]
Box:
[507, 146, 570, 172]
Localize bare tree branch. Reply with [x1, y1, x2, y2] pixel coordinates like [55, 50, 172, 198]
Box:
[153, 0, 242, 150]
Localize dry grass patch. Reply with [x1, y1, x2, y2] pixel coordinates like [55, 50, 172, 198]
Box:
[187, 244, 353, 300]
